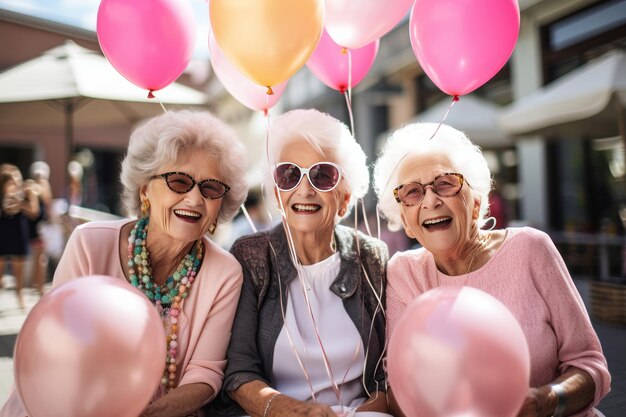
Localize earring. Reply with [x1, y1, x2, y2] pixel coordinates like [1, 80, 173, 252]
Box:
[339, 208, 346, 217]
[208, 221, 217, 235]
[140, 199, 150, 217]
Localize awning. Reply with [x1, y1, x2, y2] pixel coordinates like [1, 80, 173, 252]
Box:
[411, 95, 513, 148]
[500, 50, 626, 138]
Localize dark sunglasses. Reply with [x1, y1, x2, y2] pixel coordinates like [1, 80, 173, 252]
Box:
[151, 171, 230, 200]
[273, 162, 343, 192]
[393, 173, 465, 206]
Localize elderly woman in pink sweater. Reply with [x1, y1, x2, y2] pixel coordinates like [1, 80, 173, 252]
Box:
[373, 123, 610, 417]
[1, 110, 248, 417]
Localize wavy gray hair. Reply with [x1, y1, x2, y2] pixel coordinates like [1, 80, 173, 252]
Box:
[373, 123, 492, 231]
[121, 110, 248, 223]
[264, 109, 369, 220]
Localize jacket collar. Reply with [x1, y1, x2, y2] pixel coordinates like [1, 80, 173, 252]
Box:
[268, 223, 360, 299]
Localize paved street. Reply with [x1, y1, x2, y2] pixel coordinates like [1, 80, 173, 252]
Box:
[0, 276, 624, 415]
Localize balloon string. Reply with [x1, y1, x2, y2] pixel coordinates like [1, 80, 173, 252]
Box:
[428, 95, 459, 140]
[269, 232, 317, 402]
[342, 49, 356, 136]
[352, 206, 387, 397]
[149, 91, 168, 113]
[344, 92, 355, 137]
[277, 193, 343, 407]
[347, 49, 353, 106]
[360, 198, 372, 237]
[240, 204, 257, 234]
[375, 204, 382, 241]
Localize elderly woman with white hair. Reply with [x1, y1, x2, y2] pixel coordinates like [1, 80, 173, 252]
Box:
[1, 110, 248, 417]
[210, 109, 390, 417]
[373, 123, 610, 417]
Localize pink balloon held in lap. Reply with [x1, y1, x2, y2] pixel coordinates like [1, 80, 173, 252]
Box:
[387, 286, 530, 417]
[14, 275, 166, 417]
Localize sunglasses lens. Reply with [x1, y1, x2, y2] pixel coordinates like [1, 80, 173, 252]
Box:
[165, 173, 194, 193]
[434, 174, 463, 196]
[200, 180, 227, 199]
[274, 164, 301, 191]
[309, 163, 340, 191]
[398, 183, 424, 205]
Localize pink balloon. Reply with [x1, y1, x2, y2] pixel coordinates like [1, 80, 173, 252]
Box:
[209, 31, 287, 112]
[97, 0, 196, 92]
[410, 0, 520, 96]
[306, 29, 379, 93]
[388, 286, 530, 417]
[14, 276, 166, 417]
[325, 0, 413, 49]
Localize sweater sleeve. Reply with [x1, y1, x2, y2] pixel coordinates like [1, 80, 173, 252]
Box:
[528, 229, 611, 411]
[178, 262, 243, 403]
[385, 254, 411, 342]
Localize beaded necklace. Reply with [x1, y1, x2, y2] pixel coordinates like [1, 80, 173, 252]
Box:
[127, 216, 203, 390]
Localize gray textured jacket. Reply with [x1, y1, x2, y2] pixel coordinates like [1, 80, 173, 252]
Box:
[207, 224, 388, 416]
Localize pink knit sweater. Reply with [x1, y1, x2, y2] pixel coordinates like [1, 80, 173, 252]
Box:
[386, 227, 610, 417]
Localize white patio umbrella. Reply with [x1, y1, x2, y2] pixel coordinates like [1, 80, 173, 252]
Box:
[500, 50, 626, 139]
[411, 95, 513, 148]
[0, 40, 208, 154]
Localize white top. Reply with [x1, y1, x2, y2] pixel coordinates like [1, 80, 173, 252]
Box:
[272, 253, 367, 411]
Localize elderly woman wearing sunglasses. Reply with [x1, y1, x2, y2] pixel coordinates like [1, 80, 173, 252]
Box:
[373, 123, 610, 417]
[2, 111, 248, 417]
[208, 109, 391, 417]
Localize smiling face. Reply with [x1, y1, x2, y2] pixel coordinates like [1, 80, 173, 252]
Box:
[396, 153, 480, 255]
[275, 139, 351, 236]
[142, 149, 224, 244]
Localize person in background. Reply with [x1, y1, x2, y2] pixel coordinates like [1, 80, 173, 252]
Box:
[210, 109, 390, 417]
[0, 164, 39, 309]
[373, 123, 610, 417]
[25, 161, 53, 295]
[1, 110, 248, 417]
[223, 189, 274, 250]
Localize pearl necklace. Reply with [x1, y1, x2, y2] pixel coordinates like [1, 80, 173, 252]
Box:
[127, 217, 203, 390]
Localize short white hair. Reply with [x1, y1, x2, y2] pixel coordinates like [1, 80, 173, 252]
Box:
[373, 123, 492, 231]
[121, 110, 248, 223]
[264, 109, 369, 219]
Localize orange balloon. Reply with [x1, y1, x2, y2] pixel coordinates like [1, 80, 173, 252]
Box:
[210, 0, 324, 89]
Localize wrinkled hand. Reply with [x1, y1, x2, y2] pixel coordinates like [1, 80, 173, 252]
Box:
[270, 396, 338, 417]
[516, 387, 550, 417]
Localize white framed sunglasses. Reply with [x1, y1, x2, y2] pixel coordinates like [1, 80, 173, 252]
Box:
[272, 162, 343, 192]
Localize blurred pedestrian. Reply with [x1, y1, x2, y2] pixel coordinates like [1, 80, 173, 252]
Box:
[0, 165, 40, 309]
[26, 161, 53, 295]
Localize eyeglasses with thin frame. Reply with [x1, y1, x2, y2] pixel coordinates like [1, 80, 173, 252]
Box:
[273, 162, 343, 192]
[393, 173, 466, 206]
[151, 171, 230, 200]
